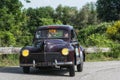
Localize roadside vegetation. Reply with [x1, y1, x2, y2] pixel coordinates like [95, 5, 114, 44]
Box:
[80, 21, 120, 62]
[86, 44, 120, 62]
[0, 54, 19, 67]
[0, 0, 120, 66]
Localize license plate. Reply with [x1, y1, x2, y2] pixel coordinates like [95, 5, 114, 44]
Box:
[38, 62, 53, 66]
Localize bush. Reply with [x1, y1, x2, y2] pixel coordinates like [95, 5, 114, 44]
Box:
[108, 44, 120, 58]
[86, 53, 105, 61]
[0, 54, 19, 66]
[86, 33, 114, 47]
[78, 22, 112, 46]
[0, 31, 16, 46]
[86, 44, 120, 61]
[16, 36, 33, 47]
[106, 20, 120, 42]
[0, 31, 33, 47]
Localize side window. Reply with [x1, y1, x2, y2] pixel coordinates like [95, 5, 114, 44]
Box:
[71, 30, 77, 41]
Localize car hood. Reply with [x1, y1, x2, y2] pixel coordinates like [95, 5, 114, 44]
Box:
[44, 39, 68, 52]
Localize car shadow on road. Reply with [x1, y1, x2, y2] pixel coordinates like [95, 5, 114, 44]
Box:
[0, 67, 69, 77]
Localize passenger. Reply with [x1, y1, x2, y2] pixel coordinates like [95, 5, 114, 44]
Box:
[64, 32, 68, 38]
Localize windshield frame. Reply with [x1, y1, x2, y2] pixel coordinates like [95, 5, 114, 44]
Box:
[35, 29, 69, 39]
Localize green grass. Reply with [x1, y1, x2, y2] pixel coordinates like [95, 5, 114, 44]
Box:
[86, 52, 120, 62]
[0, 54, 19, 67]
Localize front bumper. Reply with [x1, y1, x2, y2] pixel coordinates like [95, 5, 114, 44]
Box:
[20, 59, 73, 67]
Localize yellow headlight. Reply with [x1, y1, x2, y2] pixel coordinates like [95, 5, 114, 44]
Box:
[22, 50, 29, 57]
[61, 48, 69, 56]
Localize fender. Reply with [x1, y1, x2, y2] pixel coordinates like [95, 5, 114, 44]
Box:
[20, 46, 41, 54]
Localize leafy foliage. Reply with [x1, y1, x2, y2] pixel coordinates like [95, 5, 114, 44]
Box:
[76, 2, 98, 29]
[0, 0, 119, 49]
[0, 31, 16, 46]
[78, 22, 111, 46]
[86, 34, 113, 47]
[97, 0, 120, 21]
[55, 5, 78, 25]
[0, 0, 27, 47]
[106, 21, 120, 42]
[0, 54, 19, 66]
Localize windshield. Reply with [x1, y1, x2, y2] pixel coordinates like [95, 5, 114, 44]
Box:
[36, 29, 69, 39]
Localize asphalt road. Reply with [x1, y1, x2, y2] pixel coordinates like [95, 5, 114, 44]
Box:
[0, 61, 120, 80]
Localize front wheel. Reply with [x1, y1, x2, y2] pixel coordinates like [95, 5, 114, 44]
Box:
[77, 50, 84, 72]
[69, 65, 75, 77]
[23, 67, 30, 73]
[77, 63, 83, 72]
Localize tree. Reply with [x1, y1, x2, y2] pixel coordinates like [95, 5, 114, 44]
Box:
[54, 5, 64, 24]
[88, 2, 98, 25]
[97, 0, 120, 22]
[39, 18, 62, 26]
[76, 2, 97, 29]
[62, 6, 78, 25]
[0, 31, 16, 46]
[55, 5, 78, 25]
[26, 6, 55, 33]
[0, 0, 27, 46]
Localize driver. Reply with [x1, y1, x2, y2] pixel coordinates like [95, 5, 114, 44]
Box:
[64, 32, 68, 38]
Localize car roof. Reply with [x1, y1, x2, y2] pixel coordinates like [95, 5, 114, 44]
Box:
[37, 25, 73, 31]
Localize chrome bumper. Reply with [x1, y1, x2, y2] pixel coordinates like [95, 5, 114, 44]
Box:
[20, 60, 73, 67]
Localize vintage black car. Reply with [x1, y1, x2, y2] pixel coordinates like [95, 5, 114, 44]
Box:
[20, 25, 85, 76]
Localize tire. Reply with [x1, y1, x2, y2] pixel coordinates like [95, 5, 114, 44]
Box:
[77, 50, 84, 72]
[23, 67, 30, 73]
[77, 63, 83, 72]
[83, 51, 86, 61]
[69, 65, 75, 77]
